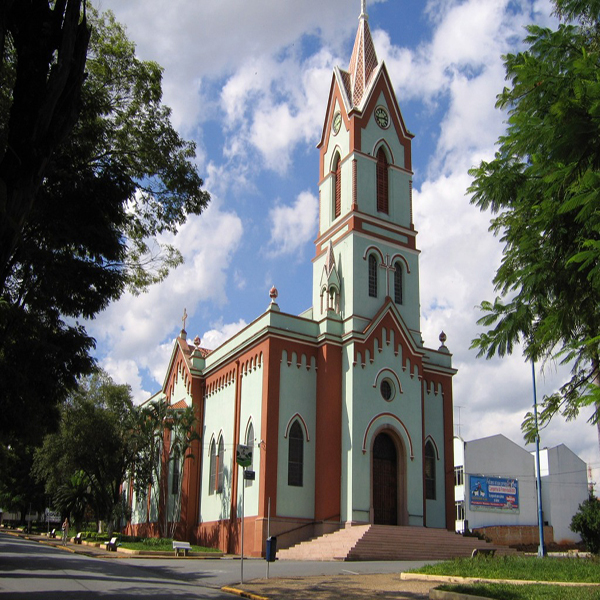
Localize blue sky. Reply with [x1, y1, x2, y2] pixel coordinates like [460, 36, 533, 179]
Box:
[92, 0, 598, 486]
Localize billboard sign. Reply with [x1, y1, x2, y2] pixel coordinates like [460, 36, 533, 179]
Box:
[469, 475, 519, 514]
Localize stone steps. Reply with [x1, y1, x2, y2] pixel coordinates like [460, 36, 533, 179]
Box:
[278, 524, 516, 561]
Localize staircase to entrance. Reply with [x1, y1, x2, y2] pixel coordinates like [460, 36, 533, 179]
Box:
[277, 525, 516, 561]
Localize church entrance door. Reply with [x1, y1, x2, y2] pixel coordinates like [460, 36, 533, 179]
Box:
[373, 432, 398, 525]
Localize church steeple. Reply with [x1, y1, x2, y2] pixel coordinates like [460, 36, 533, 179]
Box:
[348, 0, 378, 108]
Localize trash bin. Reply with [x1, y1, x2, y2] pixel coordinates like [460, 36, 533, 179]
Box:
[265, 536, 277, 562]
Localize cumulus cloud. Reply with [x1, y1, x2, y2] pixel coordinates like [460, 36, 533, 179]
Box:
[89, 0, 598, 480]
[267, 191, 318, 258]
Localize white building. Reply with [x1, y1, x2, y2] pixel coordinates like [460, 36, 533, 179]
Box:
[454, 434, 588, 545]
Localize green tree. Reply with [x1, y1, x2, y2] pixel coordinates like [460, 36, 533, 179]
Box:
[0, 442, 46, 526]
[468, 0, 600, 444]
[132, 399, 200, 537]
[33, 371, 140, 534]
[0, 4, 210, 448]
[571, 495, 600, 554]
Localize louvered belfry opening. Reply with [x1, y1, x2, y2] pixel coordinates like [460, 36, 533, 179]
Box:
[376, 147, 389, 214]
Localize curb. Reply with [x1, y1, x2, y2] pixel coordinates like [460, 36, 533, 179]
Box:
[402, 572, 600, 588]
[221, 586, 269, 600]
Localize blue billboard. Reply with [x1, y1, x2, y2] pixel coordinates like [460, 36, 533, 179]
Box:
[469, 475, 519, 514]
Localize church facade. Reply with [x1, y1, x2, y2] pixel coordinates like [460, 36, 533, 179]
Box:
[125, 3, 456, 557]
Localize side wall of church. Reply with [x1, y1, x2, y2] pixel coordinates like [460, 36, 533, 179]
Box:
[276, 349, 318, 519]
[235, 358, 264, 519]
[201, 374, 237, 523]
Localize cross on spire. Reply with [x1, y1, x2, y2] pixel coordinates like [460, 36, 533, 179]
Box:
[361, 0, 367, 18]
[181, 307, 188, 331]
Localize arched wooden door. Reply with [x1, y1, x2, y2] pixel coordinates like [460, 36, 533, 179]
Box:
[372, 432, 398, 525]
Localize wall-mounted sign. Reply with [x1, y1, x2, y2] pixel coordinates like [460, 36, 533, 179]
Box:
[236, 444, 252, 468]
[469, 475, 519, 514]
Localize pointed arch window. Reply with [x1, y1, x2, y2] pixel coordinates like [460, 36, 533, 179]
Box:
[171, 451, 180, 495]
[333, 154, 341, 219]
[394, 261, 403, 305]
[245, 423, 254, 487]
[368, 254, 378, 298]
[376, 147, 389, 214]
[288, 421, 304, 487]
[425, 440, 436, 500]
[217, 436, 225, 493]
[208, 440, 216, 496]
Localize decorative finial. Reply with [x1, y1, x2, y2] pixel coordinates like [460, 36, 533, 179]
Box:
[269, 286, 278, 302]
[193, 335, 201, 348]
[361, 0, 367, 18]
[439, 331, 447, 345]
[438, 330, 450, 353]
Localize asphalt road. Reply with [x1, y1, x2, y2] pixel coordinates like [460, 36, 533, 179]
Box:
[0, 531, 434, 598]
[0, 533, 234, 599]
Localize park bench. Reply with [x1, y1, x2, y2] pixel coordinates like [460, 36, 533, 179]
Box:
[49, 529, 56, 538]
[73, 532, 83, 544]
[471, 548, 496, 558]
[173, 541, 191, 557]
[105, 537, 118, 552]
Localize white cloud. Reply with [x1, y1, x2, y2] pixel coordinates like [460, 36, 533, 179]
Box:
[202, 319, 248, 351]
[267, 190, 318, 258]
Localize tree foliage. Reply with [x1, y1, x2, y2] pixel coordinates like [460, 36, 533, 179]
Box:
[132, 398, 200, 537]
[33, 371, 140, 533]
[0, 3, 210, 447]
[468, 0, 600, 443]
[571, 495, 600, 554]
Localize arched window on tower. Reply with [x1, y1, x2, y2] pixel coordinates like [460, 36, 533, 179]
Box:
[376, 147, 389, 214]
[368, 254, 378, 298]
[394, 260, 403, 305]
[288, 421, 304, 487]
[333, 153, 341, 219]
[424, 440, 436, 500]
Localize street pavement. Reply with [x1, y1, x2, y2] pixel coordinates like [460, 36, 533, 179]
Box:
[0, 531, 435, 598]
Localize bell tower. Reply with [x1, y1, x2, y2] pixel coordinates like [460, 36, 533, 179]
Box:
[312, 1, 420, 340]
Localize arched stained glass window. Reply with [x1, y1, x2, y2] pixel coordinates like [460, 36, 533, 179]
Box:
[288, 421, 304, 487]
[208, 440, 216, 496]
[425, 441, 436, 500]
[217, 436, 224, 493]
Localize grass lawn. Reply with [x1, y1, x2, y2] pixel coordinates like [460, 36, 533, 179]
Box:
[411, 555, 600, 582]
[410, 556, 600, 599]
[79, 533, 220, 553]
[437, 583, 600, 600]
[118, 539, 220, 553]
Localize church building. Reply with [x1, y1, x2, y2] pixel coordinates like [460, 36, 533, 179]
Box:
[125, 1, 456, 557]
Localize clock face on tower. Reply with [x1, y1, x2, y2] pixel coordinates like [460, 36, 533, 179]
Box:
[333, 111, 342, 135]
[375, 106, 389, 129]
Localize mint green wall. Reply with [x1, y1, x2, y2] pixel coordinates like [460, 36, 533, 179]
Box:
[201, 378, 236, 523]
[276, 350, 317, 519]
[424, 382, 446, 528]
[236, 361, 263, 518]
[341, 331, 425, 526]
[171, 368, 193, 407]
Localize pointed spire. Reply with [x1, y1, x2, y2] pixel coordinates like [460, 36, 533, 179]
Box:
[348, 0, 378, 107]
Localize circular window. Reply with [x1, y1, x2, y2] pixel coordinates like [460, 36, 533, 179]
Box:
[380, 379, 394, 402]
